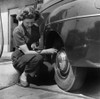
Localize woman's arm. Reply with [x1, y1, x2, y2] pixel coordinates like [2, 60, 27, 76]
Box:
[40, 48, 58, 54]
[19, 43, 57, 55]
[19, 44, 38, 55]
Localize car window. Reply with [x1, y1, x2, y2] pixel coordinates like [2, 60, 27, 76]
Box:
[40, 0, 64, 12]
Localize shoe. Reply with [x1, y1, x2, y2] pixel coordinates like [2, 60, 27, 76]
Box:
[19, 72, 29, 87]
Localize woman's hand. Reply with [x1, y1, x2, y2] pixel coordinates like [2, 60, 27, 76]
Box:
[31, 43, 36, 50]
[31, 43, 39, 50]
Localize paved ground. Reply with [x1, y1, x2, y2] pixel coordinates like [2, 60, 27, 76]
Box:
[0, 52, 99, 99]
[0, 84, 94, 99]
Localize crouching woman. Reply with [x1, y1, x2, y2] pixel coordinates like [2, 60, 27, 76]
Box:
[11, 6, 57, 87]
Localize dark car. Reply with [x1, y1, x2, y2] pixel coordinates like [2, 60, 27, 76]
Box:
[38, 0, 100, 91]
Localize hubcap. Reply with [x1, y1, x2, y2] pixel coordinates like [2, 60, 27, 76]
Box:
[56, 51, 69, 78]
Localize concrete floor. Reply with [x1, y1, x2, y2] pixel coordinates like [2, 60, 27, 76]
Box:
[0, 84, 94, 99]
[0, 67, 98, 99]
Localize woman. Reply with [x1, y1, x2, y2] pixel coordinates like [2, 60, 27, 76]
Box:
[11, 6, 57, 87]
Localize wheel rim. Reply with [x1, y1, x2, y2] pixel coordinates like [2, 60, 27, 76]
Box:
[56, 51, 70, 78]
[54, 50, 75, 91]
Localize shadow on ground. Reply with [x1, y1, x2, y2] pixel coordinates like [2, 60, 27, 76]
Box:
[0, 58, 11, 62]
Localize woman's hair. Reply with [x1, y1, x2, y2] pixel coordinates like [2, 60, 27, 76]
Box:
[17, 6, 41, 21]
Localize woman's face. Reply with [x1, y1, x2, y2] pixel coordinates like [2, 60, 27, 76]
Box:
[23, 18, 35, 29]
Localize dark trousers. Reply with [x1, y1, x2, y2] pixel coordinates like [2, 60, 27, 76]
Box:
[25, 54, 43, 73]
[12, 51, 43, 74]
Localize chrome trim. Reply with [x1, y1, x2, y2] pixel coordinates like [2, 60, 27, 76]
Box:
[46, 13, 100, 25]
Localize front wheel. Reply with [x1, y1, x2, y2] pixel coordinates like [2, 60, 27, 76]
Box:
[54, 49, 87, 91]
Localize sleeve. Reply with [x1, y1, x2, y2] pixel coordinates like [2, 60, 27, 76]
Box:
[13, 28, 26, 48]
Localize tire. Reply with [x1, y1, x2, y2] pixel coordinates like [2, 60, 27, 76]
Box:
[70, 67, 87, 91]
[54, 49, 87, 91]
